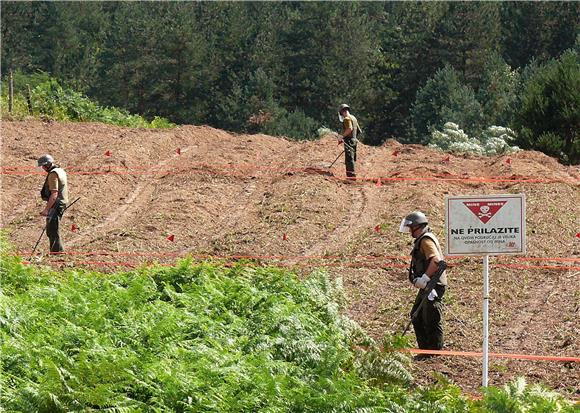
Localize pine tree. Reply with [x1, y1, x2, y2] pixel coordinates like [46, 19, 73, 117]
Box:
[410, 65, 483, 144]
[477, 52, 520, 128]
[515, 50, 580, 164]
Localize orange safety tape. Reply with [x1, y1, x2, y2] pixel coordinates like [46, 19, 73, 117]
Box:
[354, 346, 580, 363]
[15, 250, 410, 260]
[3, 159, 579, 179]
[19, 259, 409, 270]
[15, 252, 580, 271]
[19, 257, 580, 272]
[14, 250, 579, 263]
[515, 257, 580, 262]
[494, 263, 580, 271]
[21, 260, 139, 268]
[2, 163, 578, 184]
[404, 348, 580, 363]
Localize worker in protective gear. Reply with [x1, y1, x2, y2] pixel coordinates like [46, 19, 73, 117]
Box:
[336, 104, 362, 180]
[37, 154, 69, 252]
[399, 211, 448, 359]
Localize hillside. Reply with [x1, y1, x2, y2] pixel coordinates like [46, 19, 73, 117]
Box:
[1, 120, 579, 397]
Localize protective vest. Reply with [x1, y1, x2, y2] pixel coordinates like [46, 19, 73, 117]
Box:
[343, 114, 362, 140]
[411, 231, 448, 286]
[40, 166, 69, 206]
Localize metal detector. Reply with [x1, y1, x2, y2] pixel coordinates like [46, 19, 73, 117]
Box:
[29, 196, 81, 261]
[325, 149, 345, 169]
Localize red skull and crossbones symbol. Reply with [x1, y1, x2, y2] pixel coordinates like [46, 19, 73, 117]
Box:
[478, 205, 492, 219]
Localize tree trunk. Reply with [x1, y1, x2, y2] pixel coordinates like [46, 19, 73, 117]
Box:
[26, 84, 33, 115]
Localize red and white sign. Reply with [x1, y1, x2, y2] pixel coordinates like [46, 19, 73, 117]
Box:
[445, 194, 526, 255]
[463, 200, 507, 224]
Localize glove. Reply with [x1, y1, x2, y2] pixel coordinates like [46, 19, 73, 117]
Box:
[428, 289, 438, 301]
[413, 274, 430, 289]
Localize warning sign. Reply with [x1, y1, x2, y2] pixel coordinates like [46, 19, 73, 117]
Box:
[463, 201, 507, 224]
[445, 194, 526, 255]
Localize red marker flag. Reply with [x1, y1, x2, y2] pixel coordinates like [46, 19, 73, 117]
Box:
[71, 224, 78, 232]
[167, 234, 175, 242]
[374, 224, 381, 233]
[283, 233, 287, 241]
[442, 155, 450, 163]
[104, 150, 112, 157]
[576, 232, 580, 239]
[176, 148, 181, 155]
[505, 157, 512, 165]
[392, 150, 399, 157]
[375, 178, 382, 187]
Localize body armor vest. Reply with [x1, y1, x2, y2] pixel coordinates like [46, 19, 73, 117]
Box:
[344, 114, 362, 140]
[411, 231, 448, 286]
[40, 166, 68, 205]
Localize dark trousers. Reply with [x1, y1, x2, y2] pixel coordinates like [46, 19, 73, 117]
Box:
[46, 206, 65, 253]
[344, 138, 357, 178]
[411, 286, 445, 350]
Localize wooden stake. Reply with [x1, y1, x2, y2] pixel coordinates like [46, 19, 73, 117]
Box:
[8, 68, 13, 113]
[26, 84, 33, 115]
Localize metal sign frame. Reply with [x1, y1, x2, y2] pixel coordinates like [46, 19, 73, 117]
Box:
[445, 194, 526, 388]
[445, 194, 526, 256]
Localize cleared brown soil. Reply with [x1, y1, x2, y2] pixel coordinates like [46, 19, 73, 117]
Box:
[1, 120, 579, 397]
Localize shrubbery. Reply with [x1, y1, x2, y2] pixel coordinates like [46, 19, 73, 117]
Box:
[428, 122, 520, 156]
[0, 252, 407, 412]
[261, 108, 320, 140]
[410, 65, 484, 144]
[1, 73, 174, 129]
[408, 48, 578, 164]
[218, 68, 320, 140]
[0, 246, 575, 412]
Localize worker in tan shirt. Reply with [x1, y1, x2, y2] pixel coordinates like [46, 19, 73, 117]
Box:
[37, 154, 69, 253]
[399, 211, 448, 359]
[336, 104, 362, 180]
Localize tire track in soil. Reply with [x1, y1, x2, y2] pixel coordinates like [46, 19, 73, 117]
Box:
[178, 176, 266, 256]
[67, 137, 319, 255]
[67, 146, 195, 248]
[300, 183, 381, 258]
[190, 144, 313, 256]
[497, 272, 568, 354]
[301, 144, 400, 260]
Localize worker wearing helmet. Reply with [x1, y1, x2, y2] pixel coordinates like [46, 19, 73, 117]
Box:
[337, 104, 362, 180]
[399, 211, 448, 358]
[37, 154, 69, 253]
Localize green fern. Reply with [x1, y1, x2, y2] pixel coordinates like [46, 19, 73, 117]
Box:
[0, 242, 575, 412]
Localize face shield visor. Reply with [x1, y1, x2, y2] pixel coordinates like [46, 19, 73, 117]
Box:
[338, 112, 345, 122]
[399, 218, 412, 233]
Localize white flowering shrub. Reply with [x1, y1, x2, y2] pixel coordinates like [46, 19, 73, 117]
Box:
[428, 122, 521, 156]
[317, 127, 336, 138]
[480, 126, 521, 155]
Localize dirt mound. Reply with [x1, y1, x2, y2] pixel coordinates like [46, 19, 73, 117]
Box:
[1, 120, 579, 397]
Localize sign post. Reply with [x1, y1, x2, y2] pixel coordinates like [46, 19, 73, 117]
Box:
[482, 254, 490, 387]
[445, 194, 526, 388]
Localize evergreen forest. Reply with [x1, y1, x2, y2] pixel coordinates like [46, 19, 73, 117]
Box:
[1, 1, 579, 163]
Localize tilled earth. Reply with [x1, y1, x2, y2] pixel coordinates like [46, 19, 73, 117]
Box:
[1, 120, 579, 398]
